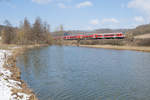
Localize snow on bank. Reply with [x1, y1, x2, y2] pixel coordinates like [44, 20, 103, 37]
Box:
[0, 50, 31, 100]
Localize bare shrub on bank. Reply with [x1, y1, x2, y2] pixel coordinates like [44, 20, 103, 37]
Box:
[1, 20, 15, 44]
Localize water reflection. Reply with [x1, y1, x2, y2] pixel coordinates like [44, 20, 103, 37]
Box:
[17, 46, 150, 100]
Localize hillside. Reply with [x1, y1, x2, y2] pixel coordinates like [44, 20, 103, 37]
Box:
[128, 24, 150, 36]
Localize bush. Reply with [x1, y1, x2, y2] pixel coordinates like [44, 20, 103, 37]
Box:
[134, 39, 150, 46]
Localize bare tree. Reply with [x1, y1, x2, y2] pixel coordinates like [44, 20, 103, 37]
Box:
[1, 20, 15, 44]
[23, 18, 32, 43]
[1, 17, 53, 45]
[32, 17, 43, 43]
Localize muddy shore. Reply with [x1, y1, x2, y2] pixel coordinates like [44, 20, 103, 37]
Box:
[0, 44, 49, 100]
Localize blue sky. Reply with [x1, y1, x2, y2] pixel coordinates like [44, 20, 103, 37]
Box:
[0, 0, 150, 31]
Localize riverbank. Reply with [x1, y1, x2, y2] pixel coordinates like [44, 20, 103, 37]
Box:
[62, 39, 150, 52]
[0, 44, 49, 100]
[80, 45, 150, 52]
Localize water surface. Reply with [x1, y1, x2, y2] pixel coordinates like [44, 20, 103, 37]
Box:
[17, 46, 150, 100]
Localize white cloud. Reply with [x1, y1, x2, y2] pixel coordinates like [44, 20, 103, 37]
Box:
[76, 1, 93, 8]
[101, 18, 119, 23]
[90, 19, 99, 25]
[89, 18, 120, 29]
[128, 0, 150, 17]
[134, 16, 145, 23]
[58, 3, 67, 8]
[32, 0, 52, 4]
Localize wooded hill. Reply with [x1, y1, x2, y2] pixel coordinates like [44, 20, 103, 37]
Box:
[127, 24, 150, 36]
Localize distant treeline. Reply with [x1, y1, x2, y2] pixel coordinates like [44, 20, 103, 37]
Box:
[94, 29, 129, 33]
[1, 17, 53, 45]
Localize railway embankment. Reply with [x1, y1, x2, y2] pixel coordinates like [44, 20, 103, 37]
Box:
[0, 44, 49, 100]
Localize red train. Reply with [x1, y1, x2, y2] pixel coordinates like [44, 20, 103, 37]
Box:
[55, 32, 125, 40]
[64, 32, 125, 40]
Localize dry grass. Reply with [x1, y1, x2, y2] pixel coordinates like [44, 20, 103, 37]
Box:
[0, 44, 18, 50]
[80, 45, 150, 52]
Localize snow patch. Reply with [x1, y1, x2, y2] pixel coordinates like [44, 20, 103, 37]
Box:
[0, 49, 31, 100]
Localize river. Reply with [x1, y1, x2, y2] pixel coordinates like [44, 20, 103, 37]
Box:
[16, 46, 150, 100]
